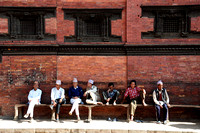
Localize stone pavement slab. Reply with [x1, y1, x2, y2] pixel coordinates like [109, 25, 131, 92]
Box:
[0, 119, 199, 133]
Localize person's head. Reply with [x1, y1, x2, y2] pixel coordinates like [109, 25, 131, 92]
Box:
[73, 78, 78, 88]
[130, 80, 137, 88]
[108, 82, 114, 90]
[33, 81, 39, 90]
[87, 79, 94, 88]
[157, 80, 163, 91]
[56, 80, 61, 89]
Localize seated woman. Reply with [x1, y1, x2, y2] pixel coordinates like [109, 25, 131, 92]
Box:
[103, 82, 120, 105]
[83, 79, 103, 105]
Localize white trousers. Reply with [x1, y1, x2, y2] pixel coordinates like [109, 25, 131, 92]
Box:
[26, 99, 39, 118]
[86, 91, 98, 105]
[70, 98, 81, 116]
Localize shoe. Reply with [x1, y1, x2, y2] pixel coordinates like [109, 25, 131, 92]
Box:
[69, 112, 72, 115]
[24, 114, 29, 118]
[29, 118, 34, 123]
[107, 117, 112, 121]
[113, 102, 116, 106]
[77, 116, 81, 121]
[113, 118, 118, 122]
[56, 118, 60, 123]
[163, 120, 168, 125]
[106, 102, 109, 105]
[157, 121, 161, 124]
[49, 105, 54, 110]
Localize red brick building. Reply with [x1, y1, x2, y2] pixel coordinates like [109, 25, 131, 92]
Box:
[0, 0, 199, 120]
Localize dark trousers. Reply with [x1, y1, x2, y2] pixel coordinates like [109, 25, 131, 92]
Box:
[155, 103, 168, 121]
[103, 91, 120, 104]
[55, 98, 66, 114]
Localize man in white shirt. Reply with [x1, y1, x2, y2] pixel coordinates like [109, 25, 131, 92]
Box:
[50, 80, 66, 122]
[83, 79, 103, 105]
[24, 81, 42, 122]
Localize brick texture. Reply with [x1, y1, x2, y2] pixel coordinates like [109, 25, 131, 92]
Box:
[191, 16, 200, 32]
[0, 18, 8, 34]
[111, 19, 122, 37]
[45, 18, 57, 35]
[127, 56, 200, 105]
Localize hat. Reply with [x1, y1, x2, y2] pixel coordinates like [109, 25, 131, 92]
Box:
[73, 78, 78, 83]
[88, 79, 94, 84]
[157, 80, 163, 85]
[56, 80, 61, 85]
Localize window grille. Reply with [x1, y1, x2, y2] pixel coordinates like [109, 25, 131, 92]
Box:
[20, 19, 36, 35]
[163, 18, 179, 33]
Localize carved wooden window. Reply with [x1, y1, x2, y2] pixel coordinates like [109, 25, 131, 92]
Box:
[0, 7, 56, 41]
[20, 18, 36, 35]
[163, 18, 179, 33]
[140, 5, 200, 39]
[64, 9, 122, 42]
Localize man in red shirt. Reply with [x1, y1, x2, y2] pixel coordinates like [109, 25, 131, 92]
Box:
[122, 80, 147, 122]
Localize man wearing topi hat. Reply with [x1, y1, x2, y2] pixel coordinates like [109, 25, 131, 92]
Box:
[83, 79, 103, 105]
[50, 80, 66, 122]
[153, 80, 170, 125]
[68, 78, 83, 121]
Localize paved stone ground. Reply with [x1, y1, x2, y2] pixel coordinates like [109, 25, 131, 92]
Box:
[0, 118, 199, 133]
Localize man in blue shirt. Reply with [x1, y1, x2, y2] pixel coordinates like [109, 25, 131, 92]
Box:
[103, 82, 120, 105]
[68, 78, 83, 121]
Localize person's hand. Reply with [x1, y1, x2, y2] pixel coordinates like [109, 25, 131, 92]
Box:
[29, 100, 32, 103]
[167, 103, 171, 108]
[53, 100, 56, 106]
[83, 92, 87, 97]
[73, 97, 78, 99]
[59, 99, 62, 103]
[159, 104, 163, 108]
[106, 98, 111, 102]
[37, 99, 39, 103]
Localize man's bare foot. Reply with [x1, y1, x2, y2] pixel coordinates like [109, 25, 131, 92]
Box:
[97, 102, 103, 105]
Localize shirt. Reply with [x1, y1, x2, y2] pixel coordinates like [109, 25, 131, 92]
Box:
[68, 86, 83, 99]
[153, 88, 169, 105]
[86, 85, 97, 93]
[107, 89, 118, 99]
[28, 88, 42, 103]
[124, 87, 141, 100]
[51, 87, 65, 100]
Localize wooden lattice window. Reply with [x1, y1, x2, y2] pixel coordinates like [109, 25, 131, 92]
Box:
[19, 19, 36, 35]
[163, 18, 179, 33]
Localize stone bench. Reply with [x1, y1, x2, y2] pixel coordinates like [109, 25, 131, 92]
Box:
[14, 104, 200, 122]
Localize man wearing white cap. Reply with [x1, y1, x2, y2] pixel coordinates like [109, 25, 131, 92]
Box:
[83, 79, 103, 105]
[50, 80, 66, 122]
[153, 80, 170, 124]
[24, 81, 42, 122]
[68, 78, 83, 121]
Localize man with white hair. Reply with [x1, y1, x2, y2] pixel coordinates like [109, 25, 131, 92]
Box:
[50, 80, 66, 122]
[153, 80, 170, 124]
[68, 78, 83, 121]
[83, 79, 103, 105]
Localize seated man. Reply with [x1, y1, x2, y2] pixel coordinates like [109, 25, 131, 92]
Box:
[83, 79, 103, 105]
[50, 80, 66, 122]
[121, 80, 147, 122]
[68, 78, 83, 121]
[24, 81, 42, 122]
[153, 80, 170, 124]
[103, 82, 120, 105]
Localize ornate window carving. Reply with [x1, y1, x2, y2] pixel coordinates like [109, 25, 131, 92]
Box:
[64, 9, 122, 42]
[0, 7, 56, 40]
[141, 5, 200, 39]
